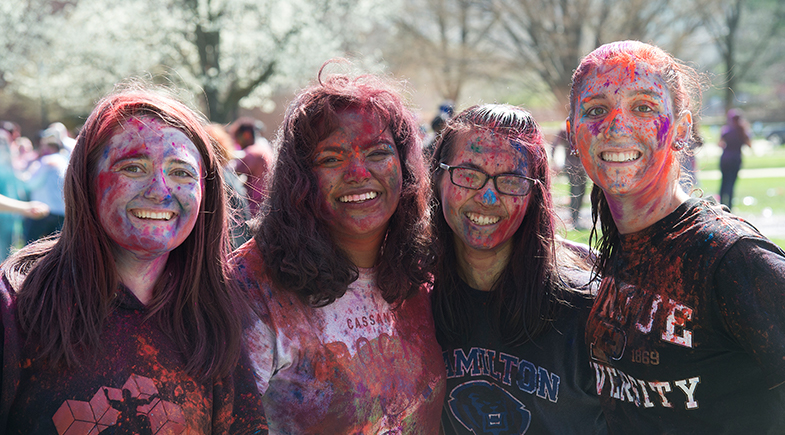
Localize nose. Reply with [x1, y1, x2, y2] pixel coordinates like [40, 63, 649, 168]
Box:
[143, 170, 172, 201]
[606, 108, 629, 138]
[344, 155, 371, 183]
[476, 184, 499, 206]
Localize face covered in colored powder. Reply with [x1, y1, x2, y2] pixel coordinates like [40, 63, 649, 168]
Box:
[313, 106, 403, 247]
[439, 129, 531, 253]
[572, 59, 683, 199]
[95, 116, 203, 261]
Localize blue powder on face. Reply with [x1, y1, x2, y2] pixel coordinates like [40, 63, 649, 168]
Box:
[483, 188, 497, 204]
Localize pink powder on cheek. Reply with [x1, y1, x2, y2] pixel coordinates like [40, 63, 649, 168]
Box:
[96, 171, 125, 215]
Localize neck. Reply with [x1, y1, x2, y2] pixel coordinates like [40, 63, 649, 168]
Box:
[454, 237, 512, 291]
[113, 250, 169, 305]
[334, 227, 387, 269]
[606, 179, 689, 234]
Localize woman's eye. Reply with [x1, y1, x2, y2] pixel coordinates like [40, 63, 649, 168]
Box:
[316, 156, 340, 166]
[585, 107, 607, 117]
[368, 146, 394, 159]
[171, 168, 195, 178]
[120, 164, 144, 174]
[635, 104, 654, 113]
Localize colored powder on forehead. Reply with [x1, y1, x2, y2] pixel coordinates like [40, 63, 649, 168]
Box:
[508, 138, 524, 154]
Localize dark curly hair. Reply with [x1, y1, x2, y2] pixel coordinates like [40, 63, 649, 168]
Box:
[255, 64, 434, 307]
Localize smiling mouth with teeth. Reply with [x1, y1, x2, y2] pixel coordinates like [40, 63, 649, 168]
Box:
[601, 151, 642, 163]
[466, 212, 500, 226]
[133, 210, 175, 220]
[339, 191, 378, 203]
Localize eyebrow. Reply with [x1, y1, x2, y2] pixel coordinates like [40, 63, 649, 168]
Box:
[631, 89, 664, 100]
[111, 153, 149, 165]
[454, 161, 525, 176]
[582, 89, 664, 103]
[111, 154, 199, 170]
[169, 158, 200, 170]
[314, 145, 346, 154]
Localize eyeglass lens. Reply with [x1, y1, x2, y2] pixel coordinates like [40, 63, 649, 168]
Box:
[451, 167, 531, 196]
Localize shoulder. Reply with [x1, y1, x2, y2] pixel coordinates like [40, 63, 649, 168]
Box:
[229, 239, 263, 275]
[229, 239, 270, 296]
[671, 199, 762, 245]
[229, 239, 301, 313]
[717, 237, 785, 280]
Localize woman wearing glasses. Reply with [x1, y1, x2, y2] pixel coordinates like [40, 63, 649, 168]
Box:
[431, 104, 607, 434]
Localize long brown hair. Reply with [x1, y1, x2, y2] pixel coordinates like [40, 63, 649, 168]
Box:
[4, 85, 245, 380]
[256, 65, 434, 307]
[430, 104, 563, 347]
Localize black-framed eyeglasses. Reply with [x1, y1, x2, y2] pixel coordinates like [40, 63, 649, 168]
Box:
[439, 162, 538, 196]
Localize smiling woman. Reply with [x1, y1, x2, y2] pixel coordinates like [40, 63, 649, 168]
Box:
[231, 64, 445, 433]
[430, 104, 607, 435]
[0, 86, 265, 432]
[95, 117, 204, 299]
[570, 41, 785, 434]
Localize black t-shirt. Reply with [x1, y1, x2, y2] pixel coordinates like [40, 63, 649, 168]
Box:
[441, 268, 608, 435]
[586, 198, 785, 434]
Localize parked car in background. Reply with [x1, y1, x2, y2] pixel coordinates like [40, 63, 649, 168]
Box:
[764, 125, 785, 145]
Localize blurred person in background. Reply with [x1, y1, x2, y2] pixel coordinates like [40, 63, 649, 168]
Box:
[206, 123, 253, 248]
[718, 109, 751, 210]
[230, 116, 274, 216]
[552, 124, 588, 230]
[44, 122, 77, 157]
[0, 130, 48, 262]
[18, 132, 68, 243]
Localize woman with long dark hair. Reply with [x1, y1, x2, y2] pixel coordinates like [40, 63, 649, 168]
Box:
[232, 67, 445, 433]
[431, 104, 606, 434]
[0, 86, 263, 433]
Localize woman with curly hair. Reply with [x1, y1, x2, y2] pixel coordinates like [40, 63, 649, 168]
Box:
[232, 66, 445, 433]
[0, 86, 264, 433]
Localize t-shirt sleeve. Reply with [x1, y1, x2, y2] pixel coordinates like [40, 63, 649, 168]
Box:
[715, 238, 785, 389]
[244, 306, 277, 396]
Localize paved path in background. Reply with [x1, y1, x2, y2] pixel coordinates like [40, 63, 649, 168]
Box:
[699, 167, 785, 180]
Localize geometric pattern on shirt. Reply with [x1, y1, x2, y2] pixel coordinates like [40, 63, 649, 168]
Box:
[52, 373, 187, 435]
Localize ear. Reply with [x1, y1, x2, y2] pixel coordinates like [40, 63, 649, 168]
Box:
[676, 110, 692, 143]
[565, 118, 573, 148]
